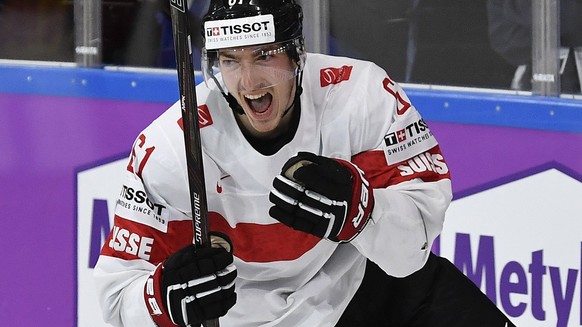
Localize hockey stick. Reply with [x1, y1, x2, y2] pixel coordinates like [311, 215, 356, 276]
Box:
[168, 1, 218, 326]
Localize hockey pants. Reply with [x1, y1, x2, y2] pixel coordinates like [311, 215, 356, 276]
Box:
[336, 252, 517, 326]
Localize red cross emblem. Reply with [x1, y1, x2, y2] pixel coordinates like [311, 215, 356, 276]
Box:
[396, 129, 407, 142]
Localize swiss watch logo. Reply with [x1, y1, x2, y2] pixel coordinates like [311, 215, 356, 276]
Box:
[320, 65, 353, 87]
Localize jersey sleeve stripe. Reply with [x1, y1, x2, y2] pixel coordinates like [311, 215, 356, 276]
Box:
[352, 146, 451, 188]
[100, 215, 194, 265]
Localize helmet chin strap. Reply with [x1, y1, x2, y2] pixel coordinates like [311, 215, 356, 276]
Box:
[282, 71, 303, 118]
[213, 71, 304, 118]
[209, 74, 246, 115]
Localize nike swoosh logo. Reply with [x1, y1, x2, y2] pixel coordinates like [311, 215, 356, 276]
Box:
[216, 175, 230, 193]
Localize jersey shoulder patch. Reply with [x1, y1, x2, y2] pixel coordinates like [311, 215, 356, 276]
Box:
[382, 110, 438, 165]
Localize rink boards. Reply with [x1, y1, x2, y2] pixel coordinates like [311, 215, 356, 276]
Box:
[1, 63, 582, 326]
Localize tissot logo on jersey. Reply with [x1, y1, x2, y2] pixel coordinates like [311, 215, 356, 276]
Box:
[382, 114, 438, 165]
[384, 118, 429, 147]
[117, 184, 168, 227]
[119, 185, 166, 216]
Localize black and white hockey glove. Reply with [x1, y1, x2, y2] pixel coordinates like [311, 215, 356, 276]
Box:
[269, 152, 374, 243]
[145, 233, 237, 327]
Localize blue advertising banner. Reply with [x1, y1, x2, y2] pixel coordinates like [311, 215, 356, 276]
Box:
[1, 63, 581, 326]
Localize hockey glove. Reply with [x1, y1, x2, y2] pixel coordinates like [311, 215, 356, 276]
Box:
[145, 233, 237, 327]
[269, 152, 374, 243]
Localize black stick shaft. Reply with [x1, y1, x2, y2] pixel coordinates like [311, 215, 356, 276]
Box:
[168, 1, 218, 326]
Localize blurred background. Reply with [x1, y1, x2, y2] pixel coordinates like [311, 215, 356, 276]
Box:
[1, 0, 580, 93]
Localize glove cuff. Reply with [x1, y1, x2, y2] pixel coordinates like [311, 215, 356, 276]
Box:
[333, 159, 375, 242]
[210, 231, 234, 253]
[144, 263, 179, 327]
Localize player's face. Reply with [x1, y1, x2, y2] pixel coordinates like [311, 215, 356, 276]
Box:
[218, 44, 298, 138]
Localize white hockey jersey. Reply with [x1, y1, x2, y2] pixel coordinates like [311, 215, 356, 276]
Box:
[94, 53, 452, 327]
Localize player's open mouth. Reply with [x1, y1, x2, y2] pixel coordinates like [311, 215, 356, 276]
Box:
[244, 92, 273, 115]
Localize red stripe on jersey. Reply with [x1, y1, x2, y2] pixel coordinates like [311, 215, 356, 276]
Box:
[101, 214, 321, 265]
[209, 212, 321, 263]
[352, 146, 451, 188]
[101, 215, 193, 265]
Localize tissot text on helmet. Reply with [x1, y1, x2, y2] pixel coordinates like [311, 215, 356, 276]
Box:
[206, 22, 272, 37]
[204, 15, 276, 50]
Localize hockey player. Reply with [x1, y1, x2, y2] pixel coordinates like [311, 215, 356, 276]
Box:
[95, 0, 516, 326]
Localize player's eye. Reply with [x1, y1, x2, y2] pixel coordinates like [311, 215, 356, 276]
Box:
[219, 58, 238, 68]
[256, 53, 273, 62]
